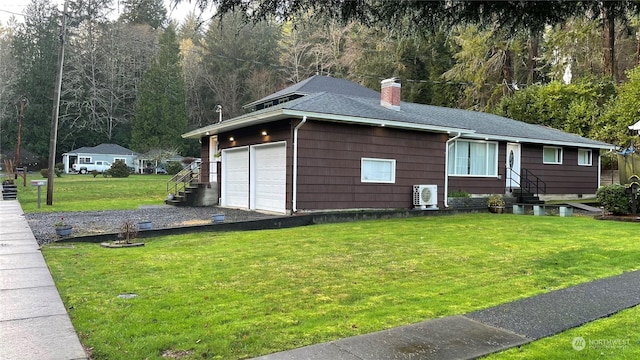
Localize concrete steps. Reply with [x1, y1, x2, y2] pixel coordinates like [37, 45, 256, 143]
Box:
[2, 183, 17, 200]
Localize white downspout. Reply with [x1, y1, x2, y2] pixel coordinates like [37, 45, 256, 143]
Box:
[292, 116, 307, 213]
[444, 132, 462, 208]
[597, 149, 603, 189]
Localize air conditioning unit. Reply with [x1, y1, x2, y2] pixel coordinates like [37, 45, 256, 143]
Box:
[413, 185, 439, 210]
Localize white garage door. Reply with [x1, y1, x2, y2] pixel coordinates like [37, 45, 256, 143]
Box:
[251, 142, 286, 213]
[221, 147, 249, 209]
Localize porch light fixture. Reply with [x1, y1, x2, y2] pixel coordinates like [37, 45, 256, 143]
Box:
[229, 136, 235, 142]
[205, 131, 210, 135]
[261, 130, 268, 136]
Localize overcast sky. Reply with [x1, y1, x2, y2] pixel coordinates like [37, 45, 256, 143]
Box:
[0, 0, 212, 26]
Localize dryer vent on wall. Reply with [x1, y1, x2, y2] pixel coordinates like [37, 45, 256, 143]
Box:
[413, 185, 439, 210]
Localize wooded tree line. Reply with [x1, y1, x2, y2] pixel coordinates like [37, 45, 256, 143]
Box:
[1, 0, 640, 166]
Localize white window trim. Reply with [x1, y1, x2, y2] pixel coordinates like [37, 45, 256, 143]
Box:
[543, 146, 563, 164]
[114, 157, 127, 164]
[578, 149, 592, 166]
[448, 139, 499, 177]
[361, 157, 396, 184]
[79, 156, 92, 164]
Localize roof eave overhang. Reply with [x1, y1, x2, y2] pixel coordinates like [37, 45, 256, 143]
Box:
[182, 109, 290, 139]
[182, 109, 475, 139]
[463, 133, 614, 150]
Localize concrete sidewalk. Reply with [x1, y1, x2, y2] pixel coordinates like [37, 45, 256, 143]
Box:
[254, 270, 640, 360]
[0, 200, 87, 360]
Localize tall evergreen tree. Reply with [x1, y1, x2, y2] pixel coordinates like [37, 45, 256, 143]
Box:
[201, 11, 281, 118]
[0, 21, 18, 151]
[131, 23, 188, 153]
[9, 0, 60, 161]
[120, 0, 167, 29]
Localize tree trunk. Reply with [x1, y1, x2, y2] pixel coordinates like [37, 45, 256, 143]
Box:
[502, 49, 513, 96]
[636, 33, 640, 66]
[527, 31, 539, 84]
[602, 6, 616, 80]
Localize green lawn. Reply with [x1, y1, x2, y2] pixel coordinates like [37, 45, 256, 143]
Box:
[41, 214, 640, 359]
[15, 173, 170, 213]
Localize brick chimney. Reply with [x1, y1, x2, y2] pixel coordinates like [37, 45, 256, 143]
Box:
[380, 78, 401, 110]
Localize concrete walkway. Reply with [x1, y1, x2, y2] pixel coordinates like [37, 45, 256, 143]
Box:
[254, 271, 640, 359]
[0, 199, 87, 360]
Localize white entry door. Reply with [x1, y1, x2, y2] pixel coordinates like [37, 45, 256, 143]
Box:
[221, 147, 249, 209]
[506, 143, 521, 189]
[251, 142, 286, 213]
[209, 136, 218, 183]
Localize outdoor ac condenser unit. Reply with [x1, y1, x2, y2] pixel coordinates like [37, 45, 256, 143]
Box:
[413, 185, 439, 210]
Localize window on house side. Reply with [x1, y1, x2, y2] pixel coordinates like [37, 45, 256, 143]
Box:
[578, 149, 592, 166]
[79, 157, 91, 164]
[543, 147, 563, 164]
[361, 158, 396, 183]
[447, 140, 498, 176]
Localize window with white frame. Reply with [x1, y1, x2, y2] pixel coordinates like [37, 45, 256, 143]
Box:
[114, 157, 127, 165]
[578, 149, 592, 166]
[361, 158, 396, 183]
[543, 146, 563, 164]
[447, 140, 498, 176]
[79, 156, 91, 164]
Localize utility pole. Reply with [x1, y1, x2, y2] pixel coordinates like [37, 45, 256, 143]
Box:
[46, 0, 67, 206]
[15, 97, 26, 167]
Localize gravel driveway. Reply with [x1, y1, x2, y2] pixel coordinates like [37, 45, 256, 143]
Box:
[25, 206, 278, 245]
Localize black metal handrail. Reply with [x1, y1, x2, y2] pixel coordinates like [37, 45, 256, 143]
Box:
[506, 167, 547, 197]
[166, 162, 201, 197]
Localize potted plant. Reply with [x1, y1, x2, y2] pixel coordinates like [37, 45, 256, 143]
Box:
[487, 194, 506, 214]
[54, 217, 73, 237]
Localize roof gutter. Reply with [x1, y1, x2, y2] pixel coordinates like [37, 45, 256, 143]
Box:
[292, 116, 307, 213]
[284, 109, 471, 135]
[463, 133, 614, 150]
[444, 132, 462, 208]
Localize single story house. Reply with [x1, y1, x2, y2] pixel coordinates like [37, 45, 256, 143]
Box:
[62, 143, 139, 173]
[182, 76, 612, 214]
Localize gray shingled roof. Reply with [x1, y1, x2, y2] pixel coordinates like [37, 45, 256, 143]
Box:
[65, 143, 138, 156]
[184, 76, 612, 149]
[245, 75, 380, 108]
[286, 94, 609, 147]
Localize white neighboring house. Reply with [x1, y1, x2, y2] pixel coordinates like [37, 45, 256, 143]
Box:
[62, 144, 139, 174]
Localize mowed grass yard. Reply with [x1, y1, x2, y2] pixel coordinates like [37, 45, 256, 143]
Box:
[41, 213, 640, 359]
[16, 173, 170, 212]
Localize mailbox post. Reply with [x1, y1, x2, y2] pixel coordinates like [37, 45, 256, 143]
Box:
[30, 180, 47, 209]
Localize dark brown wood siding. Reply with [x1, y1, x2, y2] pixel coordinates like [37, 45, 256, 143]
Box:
[448, 142, 600, 196]
[521, 144, 599, 194]
[296, 121, 446, 210]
